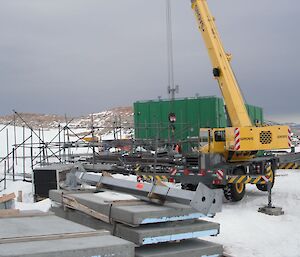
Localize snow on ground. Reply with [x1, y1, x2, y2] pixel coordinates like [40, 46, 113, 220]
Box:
[1, 125, 300, 256]
[206, 169, 300, 257]
[2, 169, 300, 257]
[1, 175, 52, 212]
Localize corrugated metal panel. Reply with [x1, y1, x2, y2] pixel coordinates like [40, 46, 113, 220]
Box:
[134, 97, 263, 142]
[246, 104, 264, 125]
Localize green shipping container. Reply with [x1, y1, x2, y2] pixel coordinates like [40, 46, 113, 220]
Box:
[134, 96, 263, 146]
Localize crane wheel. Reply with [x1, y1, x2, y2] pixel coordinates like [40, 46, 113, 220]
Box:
[223, 168, 246, 202]
[223, 183, 246, 202]
[256, 166, 275, 192]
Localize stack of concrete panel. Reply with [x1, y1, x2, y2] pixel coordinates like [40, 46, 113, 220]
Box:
[0, 211, 134, 257]
[50, 190, 223, 257]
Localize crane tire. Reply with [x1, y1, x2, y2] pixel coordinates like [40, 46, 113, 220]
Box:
[223, 183, 246, 202]
[223, 168, 246, 202]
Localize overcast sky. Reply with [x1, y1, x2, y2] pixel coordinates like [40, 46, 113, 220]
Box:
[0, 0, 299, 122]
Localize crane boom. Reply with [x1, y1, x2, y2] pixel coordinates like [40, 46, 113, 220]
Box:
[191, 0, 252, 127]
[190, 0, 290, 156]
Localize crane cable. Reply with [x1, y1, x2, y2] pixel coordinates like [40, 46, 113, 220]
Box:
[166, 0, 175, 100]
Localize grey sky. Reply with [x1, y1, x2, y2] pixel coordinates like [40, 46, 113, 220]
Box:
[0, 0, 299, 122]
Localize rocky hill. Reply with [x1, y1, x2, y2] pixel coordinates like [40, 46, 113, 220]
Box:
[0, 107, 134, 133]
[0, 113, 66, 129]
[68, 107, 134, 136]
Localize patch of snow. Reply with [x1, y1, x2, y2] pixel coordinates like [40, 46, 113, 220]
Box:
[2, 176, 51, 212]
[95, 191, 137, 201]
[205, 169, 300, 257]
[15, 198, 52, 212]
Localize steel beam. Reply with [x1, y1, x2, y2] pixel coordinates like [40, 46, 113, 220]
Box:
[73, 172, 222, 215]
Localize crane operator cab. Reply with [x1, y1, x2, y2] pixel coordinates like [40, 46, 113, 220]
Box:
[199, 128, 226, 154]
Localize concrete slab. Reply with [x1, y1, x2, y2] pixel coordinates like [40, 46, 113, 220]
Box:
[135, 239, 223, 257]
[0, 235, 134, 257]
[49, 189, 94, 203]
[7, 210, 55, 217]
[51, 206, 113, 232]
[111, 202, 205, 225]
[52, 206, 220, 246]
[0, 215, 97, 240]
[115, 219, 220, 246]
[50, 190, 206, 226]
[0, 212, 134, 257]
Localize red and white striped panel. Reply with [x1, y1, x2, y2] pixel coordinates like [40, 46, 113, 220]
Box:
[216, 169, 224, 180]
[288, 127, 292, 148]
[234, 128, 241, 151]
[261, 176, 269, 183]
[170, 167, 177, 176]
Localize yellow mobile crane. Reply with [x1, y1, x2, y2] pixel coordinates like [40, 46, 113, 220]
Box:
[187, 0, 291, 200]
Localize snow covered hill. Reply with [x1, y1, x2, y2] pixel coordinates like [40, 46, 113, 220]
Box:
[0, 107, 133, 130]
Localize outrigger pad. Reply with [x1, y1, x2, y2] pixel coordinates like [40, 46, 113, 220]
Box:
[258, 206, 284, 216]
[190, 183, 222, 215]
